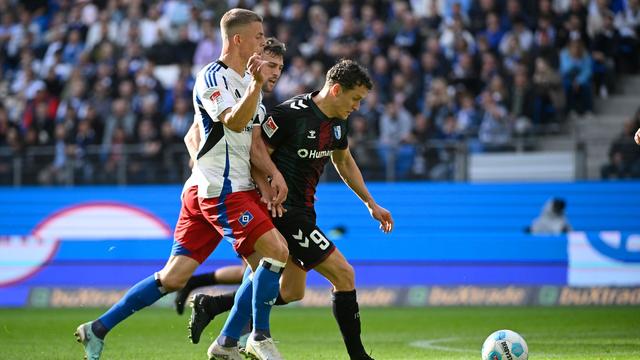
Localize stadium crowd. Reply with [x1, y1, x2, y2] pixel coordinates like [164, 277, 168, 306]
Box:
[1, 0, 640, 184]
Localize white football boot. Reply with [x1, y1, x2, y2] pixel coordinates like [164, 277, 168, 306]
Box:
[207, 341, 244, 360]
[244, 337, 284, 360]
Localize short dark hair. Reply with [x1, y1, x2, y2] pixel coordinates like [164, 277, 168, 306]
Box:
[263, 37, 286, 58]
[326, 59, 373, 91]
[220, 9, 262, 37]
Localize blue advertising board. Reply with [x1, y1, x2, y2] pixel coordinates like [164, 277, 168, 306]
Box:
[1, 181, 639, 307]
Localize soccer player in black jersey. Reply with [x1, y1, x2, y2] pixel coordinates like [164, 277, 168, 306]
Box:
[189, 59, 393, 360]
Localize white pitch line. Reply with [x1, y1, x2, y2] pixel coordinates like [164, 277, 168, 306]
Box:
[409, 337, 476, 353]
[409, 337, 640, 359]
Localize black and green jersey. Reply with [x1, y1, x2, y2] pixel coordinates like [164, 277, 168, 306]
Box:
[261, 91, 349, 209]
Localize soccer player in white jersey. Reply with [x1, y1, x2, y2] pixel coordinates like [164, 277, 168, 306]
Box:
[174, 38, 287, 317]
[74, 9, 288, 360]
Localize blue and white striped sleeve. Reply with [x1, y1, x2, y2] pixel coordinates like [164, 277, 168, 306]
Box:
[196, 70, 235, 122]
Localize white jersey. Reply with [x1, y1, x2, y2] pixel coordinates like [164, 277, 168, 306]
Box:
[191, 60, 262, 198]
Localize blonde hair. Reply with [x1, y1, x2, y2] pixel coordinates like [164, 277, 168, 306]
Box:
[220, 9, 263, 38]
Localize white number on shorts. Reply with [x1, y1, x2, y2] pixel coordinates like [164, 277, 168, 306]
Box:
[292, 229, 330, 250]
[309, 229, 330, 250]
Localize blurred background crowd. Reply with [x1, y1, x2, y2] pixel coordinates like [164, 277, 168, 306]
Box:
[1, 0, 640, 185]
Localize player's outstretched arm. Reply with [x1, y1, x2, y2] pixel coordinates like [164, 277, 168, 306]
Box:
[331, 147, 394, 233]
[635, 127, 640, 145]
[250, 126, 288, 206]
[184, 122, 201, 162]
[219, 54, 267, 132]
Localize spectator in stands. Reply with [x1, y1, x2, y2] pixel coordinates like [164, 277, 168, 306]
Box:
[601, 119, 640, 178]
[439, 17, 475, 60]
[532, 16, 560, 68]
[499, 16, 534, 56]
[537, 0, 561, 29]
[558, 13, 588, 49]
[166, 96, 192, 139]
[509, 69, 535, 135]
[419, 51, 446, 100]
[408, 113, 439, 178]
[56, 78, 88, 122]
[349, 114, 380, 178]
[359, 90, 383, 137]
[503, 0, 533, 30]
[456, 91, 481, 136]
[479, 52, 502, 88]
[591, 10, 620, 98]
[587, 0, 611, 39]
[72, 115, 98, 183]
[479, 12, 504, 52]
[560, 37, 593, 115]
[614, 0, 640, 73]
[38, 122, 69, 185]
[469, 0, 499, 33]
[419, 0, 443, 32]
[424, 77, 454, 129]
[378, 96, 416, 179]
[478, 90, 513, 151]
[129, 118, 161, 183]
[527, 198, 572, 235]
[533, 57, 564, 131]
[102, 98, 135, 147]
[62, 29, 84, 66]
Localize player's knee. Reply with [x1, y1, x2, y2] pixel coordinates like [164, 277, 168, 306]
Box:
[256, 233, 289, 263]
[333, 262, 355, 290]
[269, 239, 289, 263]
[158, 273, 188, 292]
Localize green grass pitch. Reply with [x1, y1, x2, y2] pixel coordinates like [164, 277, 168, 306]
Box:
[1, 306, 639, 359]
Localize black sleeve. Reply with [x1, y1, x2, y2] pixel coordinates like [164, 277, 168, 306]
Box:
[337, 119, 349, 149]
[261, 106, 292, 149]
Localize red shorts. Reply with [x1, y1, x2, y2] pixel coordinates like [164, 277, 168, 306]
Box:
[173, 186, 274, 262]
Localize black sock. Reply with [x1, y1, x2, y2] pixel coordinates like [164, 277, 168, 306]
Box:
[184, 272, 218, 292]
[332, 290, 367, 359]
[252, 328, 271, 341]
[204, 291, 236, 316]
[274, 293, 288, 306]
[91, 319, 109, 340]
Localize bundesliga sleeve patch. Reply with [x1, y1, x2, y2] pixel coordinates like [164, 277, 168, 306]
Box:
[205, 88, 224, 112]
[209, 89, 222, 103]
[262, 116, 279, 138]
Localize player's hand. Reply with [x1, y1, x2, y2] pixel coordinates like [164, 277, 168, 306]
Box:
[270, 171, 288, 207]
[259, 193, 287, 218]
[256, 176, 287, 218]
[247, 53, 267, 84]
[368, 203, 394, 234]
[271, 203, 287, 218]
[635, 127, 640, 145]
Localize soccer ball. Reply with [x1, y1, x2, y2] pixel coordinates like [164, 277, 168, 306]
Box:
[481, 329, 528, 360]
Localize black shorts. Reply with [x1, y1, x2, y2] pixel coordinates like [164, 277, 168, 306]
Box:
[273, 206, 336, 271]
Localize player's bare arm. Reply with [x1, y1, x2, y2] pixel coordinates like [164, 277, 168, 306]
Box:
[184, 122, 201, 162]
[331, 146, 394, 233]
[218, 54, 267, 132]
[635, 127, 640, 145]
[250, 164, 286, 218]
[251, 126, 288, 209]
